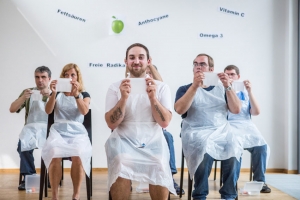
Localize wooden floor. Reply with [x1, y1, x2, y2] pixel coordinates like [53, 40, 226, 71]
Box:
[0, 170, 296, 200]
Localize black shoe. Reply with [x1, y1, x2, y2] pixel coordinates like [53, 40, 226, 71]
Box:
[260, 184, 271, 193]
[18, 181, 25, 190]
[173, 180, 185, 195]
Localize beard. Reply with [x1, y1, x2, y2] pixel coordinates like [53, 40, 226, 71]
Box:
[128, 64, 147, 77]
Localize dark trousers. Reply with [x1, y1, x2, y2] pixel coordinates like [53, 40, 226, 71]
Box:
[17, 140, 36, 180]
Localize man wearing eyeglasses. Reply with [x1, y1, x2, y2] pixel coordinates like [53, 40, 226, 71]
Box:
[224, 65, 271, 193]
[174, 54, 243, 200]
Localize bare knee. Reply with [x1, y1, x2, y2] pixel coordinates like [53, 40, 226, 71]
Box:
[71, 156, 82, 165]
[50, 158, 62, 167]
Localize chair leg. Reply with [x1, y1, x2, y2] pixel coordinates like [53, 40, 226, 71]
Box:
[90, 157, 93, 196]
[61, 160, 64, 180]
[220, 161, 223, 187]
[39, 159, 46, 200]
[109, 191, 112, 200]
[85, 174, 91, 200]
[168, 192, 170, 200]
[45, 171, 48, 197]
[179, 149, 184, 198]
[214, 160, 217, 181]
[250, 158, 253, 181]
[188, 171, 193, 200]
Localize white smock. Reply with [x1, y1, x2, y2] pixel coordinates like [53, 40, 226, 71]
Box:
[41, 93, 92, 176]
[228, 90, 270, 164]
[19, 98, 47, 151]
[105, 80, 176, 195]
[181, 83, 243, 178]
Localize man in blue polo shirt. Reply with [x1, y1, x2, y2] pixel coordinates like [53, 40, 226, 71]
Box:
[174, 54, 243, 200]
[224, 64, 271, 193]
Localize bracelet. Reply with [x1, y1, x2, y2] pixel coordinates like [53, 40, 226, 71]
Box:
[74, 95, 80, 99]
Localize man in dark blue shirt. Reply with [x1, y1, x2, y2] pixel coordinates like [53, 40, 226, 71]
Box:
[174, 53, 243, 200]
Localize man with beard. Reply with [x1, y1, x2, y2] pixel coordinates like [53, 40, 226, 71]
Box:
[105, 43, 176, 200]
[9, 66, 51, 190]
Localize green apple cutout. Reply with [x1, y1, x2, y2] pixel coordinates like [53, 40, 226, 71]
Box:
[111, 16, 124, 34]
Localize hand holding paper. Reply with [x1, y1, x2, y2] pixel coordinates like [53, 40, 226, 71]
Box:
[70, 80, 81, 97]
[146, 77, 156, 100]
[119, 79, 131, 99]
[193, 71, 205, 88]
[243, 80, 252, 93]
[22, 89, 32, 100]
[217, 73, 231, 88]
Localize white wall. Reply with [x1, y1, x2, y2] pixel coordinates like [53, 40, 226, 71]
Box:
[0, 0, 298, 171]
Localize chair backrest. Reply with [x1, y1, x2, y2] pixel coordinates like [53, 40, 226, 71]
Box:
[46, 109, 92, 143]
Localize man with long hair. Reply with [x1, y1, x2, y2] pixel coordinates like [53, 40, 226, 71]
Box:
[105, 43, 176, 200]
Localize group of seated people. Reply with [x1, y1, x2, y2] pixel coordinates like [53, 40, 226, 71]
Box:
[10, 43, 270, 200]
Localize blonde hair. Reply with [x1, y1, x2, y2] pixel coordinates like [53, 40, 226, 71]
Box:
[60, 63, 85, 92]
[124, 64, 163, 82]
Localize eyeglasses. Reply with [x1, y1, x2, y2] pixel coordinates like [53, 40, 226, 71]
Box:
[193, 62, 208, 68]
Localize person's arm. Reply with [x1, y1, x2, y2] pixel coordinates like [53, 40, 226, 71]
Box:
[218, 73, 241, 114]
[75, 96, 90, 115]
[174, 71, 204, 115]
[105, 79, 130, 130]
[174, 85, 197, 115]
[146, 78, 172, 128]
[45, 80, 57, 114]
[9, 89, 31, 113]
[244, 80, 260, 115]
[69, 80, 89, 115]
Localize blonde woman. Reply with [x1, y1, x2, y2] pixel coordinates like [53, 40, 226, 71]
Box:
[42, 63, 92, 200]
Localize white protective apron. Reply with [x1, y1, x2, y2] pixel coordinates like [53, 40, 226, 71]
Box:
[19, 97, 47, 151]
[228, 90, 270, 165]
[181, 83, 243, 178]
[41, 93, 92, 176]
[105, 90, 176, 194]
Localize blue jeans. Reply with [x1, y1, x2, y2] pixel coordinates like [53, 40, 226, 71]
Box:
[245, 144, 267, 182]
[17, 140, 36, 178]
[193, 153, 241, 200]
[163, 129, 177, 174]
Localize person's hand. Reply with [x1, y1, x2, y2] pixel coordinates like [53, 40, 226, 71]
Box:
[49, 80, 57, 93]
[244, 80, 252, 93]
[71, 80, 80, 97]
[22, 89, 32, 100]
[119, 79, 131, 100]
[218, 73, 231, 88]
[146, 77, 157, 100]
[192, 70, 204, 89]
[40, 88, 51, 97]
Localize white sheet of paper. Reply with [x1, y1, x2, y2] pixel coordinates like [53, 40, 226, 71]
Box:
[129, 78, 147, 95]
[232, 81, 245, 91]
[30, 90, 42, 101]
[203, 72, 219, 86]
[56, 78, 72, 92]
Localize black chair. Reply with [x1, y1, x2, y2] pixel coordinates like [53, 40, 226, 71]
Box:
[39, 109, 92, 200]
[179, 150, 238, 200]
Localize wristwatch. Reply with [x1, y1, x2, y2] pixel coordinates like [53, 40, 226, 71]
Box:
[225, 86, 232, 91]
[74, 95, 80, 99]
